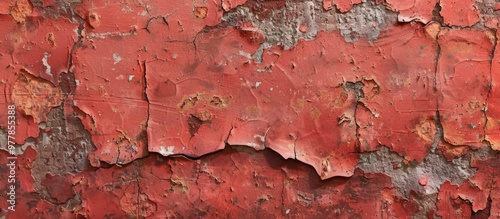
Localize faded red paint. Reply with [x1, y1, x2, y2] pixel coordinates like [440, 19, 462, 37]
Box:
[72, 32, 149, 166]
[384, 0, 437, 23]
[437, 29, 493, 148]
[436, 181, 473, 219]
[467, 157, 500, 216]
[354, 24, 437, 162]
[439, 0, 480, 27]
[39, 146, 422, 217]
[223, 0, 247, 11]
[41, 173, 75, 204]
[486, 29, 500, 149]
[0, 0, 500, 218]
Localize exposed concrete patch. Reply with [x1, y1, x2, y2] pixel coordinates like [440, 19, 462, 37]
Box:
[475, 0, 500, 29]
[30, 107, 96, 203]
[412, 193, 439, 219]
[357, 147, 476, 197]
[358, 145, 497, 216]
[222, 0, 398, 49]
[336, 1, 397, 42]
[30, 0, 84, 21]
[222, 3, 314, 49]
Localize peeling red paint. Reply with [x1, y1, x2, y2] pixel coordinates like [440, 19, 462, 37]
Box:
[486, 29, 500, 149]
[0, 148, 69, 218]
[439, 0, 480, 27]
[384, 0, 438, 23]
[11, 72, 63, 123]
[70, 146, 420, 218]
[11, 17, 77, 85]
[467, 157, 500, 216]
[72, 33, 149, 166]
[2, 0, 500, 218]
[437, 181, 473, 219]
[437, 28, 494, 148]
[438, 141, 469, 161]
[355, 24, 438, 162]
[223, 0, 247, 11]
[323, 0, 362, 12]
[41, 173, 75, 204]
[436, 154, 500, 218]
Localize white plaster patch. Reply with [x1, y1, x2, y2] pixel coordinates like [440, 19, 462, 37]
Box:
[42, 52, 52, 76]
[159, 146, 175, 156]
[113, 53, 122, 64]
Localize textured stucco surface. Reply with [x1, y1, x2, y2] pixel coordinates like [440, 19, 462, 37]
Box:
[1, 0, 500, 218]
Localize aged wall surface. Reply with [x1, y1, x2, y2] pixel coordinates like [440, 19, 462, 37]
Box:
[0, 0, 499, 218]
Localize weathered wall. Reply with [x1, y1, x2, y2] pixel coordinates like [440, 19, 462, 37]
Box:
[0, 0, 499, 218]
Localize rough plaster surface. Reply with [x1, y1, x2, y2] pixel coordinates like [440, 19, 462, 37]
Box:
[0, 0, 500, 218]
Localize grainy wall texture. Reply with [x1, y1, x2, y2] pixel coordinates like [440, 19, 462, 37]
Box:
[0, 0, 500, 218]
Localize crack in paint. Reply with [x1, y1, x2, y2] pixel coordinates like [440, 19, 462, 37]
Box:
[4, 1, 500, 217]
[432, 28, 442, 154]
[484, 31, 498, 147]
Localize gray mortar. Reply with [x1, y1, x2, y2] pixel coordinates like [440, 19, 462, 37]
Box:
[473, 0, 500, 29]
[336, 1, 397, 43]
[222, 1, 318, 49]
[222, 0, 397, 50]
[28, 107, 96, 204]
[412, 193, 439, 219]
[357, 147, 477, 198]
[343, 81, 365, 99]
[358, 146, 497, 217]
[31, 108, 95, 177]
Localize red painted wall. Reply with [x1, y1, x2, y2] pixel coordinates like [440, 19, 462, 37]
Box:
[1, 0, 500, 218]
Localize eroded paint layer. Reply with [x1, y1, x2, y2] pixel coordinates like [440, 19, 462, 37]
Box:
[70, 146, 420, 218]
[439, 0, 480, 27]
[384, 0, 438, 23]
[355, 24, 438, 162]
[0, 148, 75, 218]
[270, 23, 438, 163]
[0, 14, 57, 144]
[72, 34, 149, 166]
[323, 0, 362, 12]
[7, 15, 77, 85]
[437, 28, 494, 148]
[436, 181, 473, 219]
[146, 26, 360, 178]
[486, 29, 500, 149]
[1, 0, 500, 218]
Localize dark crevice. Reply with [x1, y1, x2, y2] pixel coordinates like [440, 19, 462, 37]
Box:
[433, 30, 446, 150]
[187, 115, 204, 138]
[293, 137, 297, 160]
[136, 176, 141, 219]
[431, 2, 444, 25]
[224, 126, 234, 144]
[484, 32, 498, 146]
[431, 110, 443, 153]
[472, 197, 492, 219]
[342, 80, 367, 154]
[66, 23, 83, 72]
[344, 81, 365, 153]
[142, 60, 150, 151]
[116, 141, 121, 165]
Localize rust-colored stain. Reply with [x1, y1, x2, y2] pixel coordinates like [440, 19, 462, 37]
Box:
[0, 0, 500, 218]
